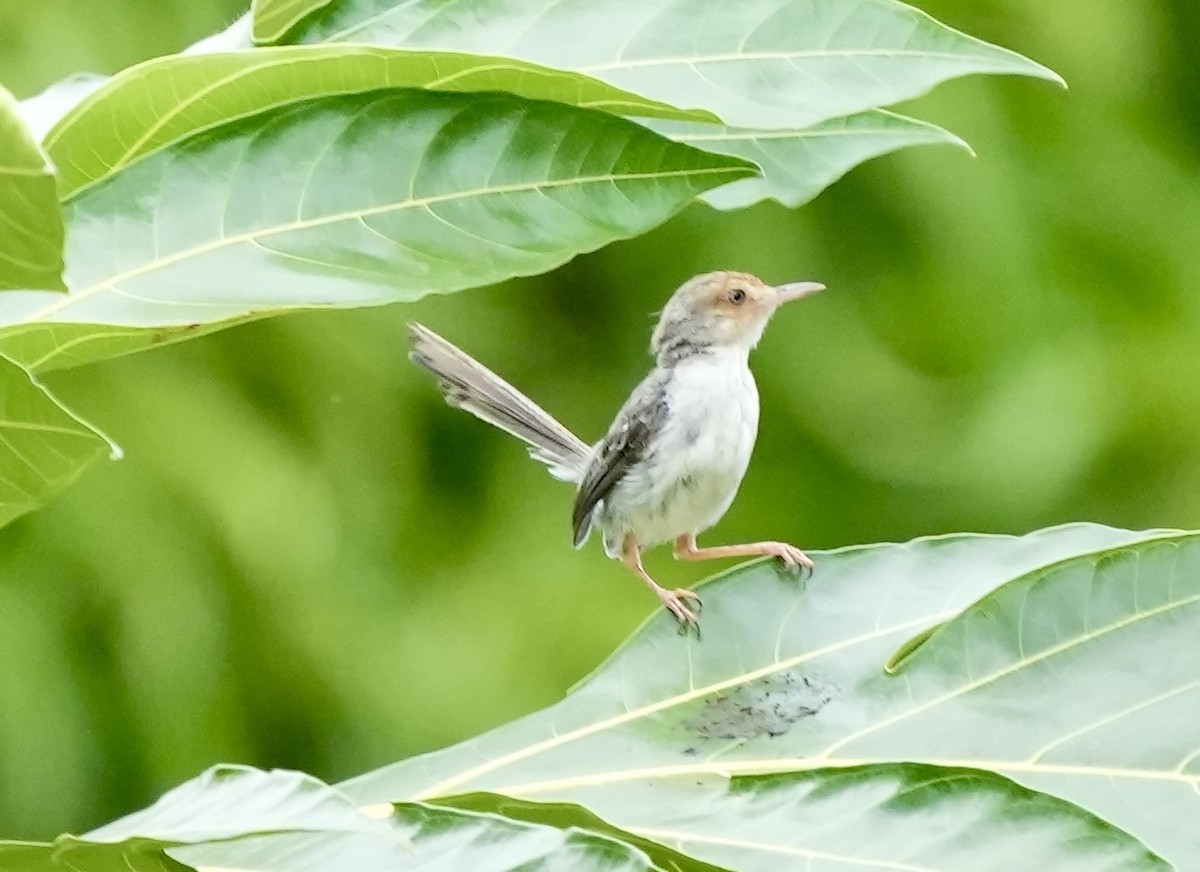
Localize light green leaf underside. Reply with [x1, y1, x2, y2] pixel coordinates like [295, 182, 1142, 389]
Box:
[0, 86, 65, 291]
[649, 110, 971, 210]
[86, 765, 387, 843]
[2, 766, 666, 871]
[443, 764, 1167, 872]
[252, 0, 335, 44]
[0, 90, 753, 372]
[0, 355, 111, 527]
[291, 0, 1064, 130]
[174, 802, 666, 872]
[340, 525, 1197, 869]
[46, 45, 717, 200]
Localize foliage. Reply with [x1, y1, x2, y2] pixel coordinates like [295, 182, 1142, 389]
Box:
[0, 0, 1056, 525]
[4, 0, 1195, 868]
[4, 526, 1193, 869]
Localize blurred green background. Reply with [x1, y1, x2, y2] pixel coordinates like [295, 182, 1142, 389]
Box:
[3, 0, 1200, 842]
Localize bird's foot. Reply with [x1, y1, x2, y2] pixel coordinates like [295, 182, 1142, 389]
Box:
[757, 541, 814, 576]
[658, 587, 702, 634]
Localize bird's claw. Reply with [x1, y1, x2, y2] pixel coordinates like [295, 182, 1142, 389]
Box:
[763, 542, 814, 578]
[662, 588, 702, 638]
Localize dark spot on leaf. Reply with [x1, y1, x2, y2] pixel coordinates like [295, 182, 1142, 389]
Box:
[681, 746, 699, 756]
[685, 672, 834, 740]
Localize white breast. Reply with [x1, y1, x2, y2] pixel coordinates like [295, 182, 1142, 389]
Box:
[602, 349, 759, 552]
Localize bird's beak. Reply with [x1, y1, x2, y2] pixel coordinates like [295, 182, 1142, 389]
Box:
[773, 281, 825, 306]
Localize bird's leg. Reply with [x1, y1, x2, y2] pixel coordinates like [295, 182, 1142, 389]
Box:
[621, 533, 702, 628]
[674, 533, 814, 574]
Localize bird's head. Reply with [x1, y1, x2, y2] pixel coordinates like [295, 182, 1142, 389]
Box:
[650, 271, 824, 363]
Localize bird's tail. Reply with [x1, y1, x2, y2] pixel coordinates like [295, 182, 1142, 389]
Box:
[408, 323, 591, 483]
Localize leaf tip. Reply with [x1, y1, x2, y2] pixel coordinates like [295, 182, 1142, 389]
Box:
[882, 623, 942, 676]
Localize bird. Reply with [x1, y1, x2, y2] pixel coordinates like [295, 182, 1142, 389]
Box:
[408, 270, 824, 633]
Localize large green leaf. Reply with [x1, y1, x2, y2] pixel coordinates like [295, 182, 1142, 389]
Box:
[289, 0, 1063, 130]
[0, 354, 113, 527]
[0, 766, 666, 872]
[0, 90, 752, 372]
[341, 525, 1197, 869]
[0, 85, 65, 291]
[652, 111, 971, 210]
[46, 45, 716, 200]
[442, 766, 1166, 871]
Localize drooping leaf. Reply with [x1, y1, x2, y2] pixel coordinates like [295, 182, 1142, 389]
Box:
[0, 90, 753, 372]
[253, 0, 336, 44]
[0, 85, 65, 291]
[0, 766, 667, 872]
[650, 111, 971, 210]
[340, 525, 1197, 869]
[85, 765, 386, 843]
[174, 802, 666, 871]
[46, 45, 716, 199]
[0, 354, 113, 527]
[289, 0, 1064, 130]
[440, 766, 1167, 872]
[0, 318, 254, 374]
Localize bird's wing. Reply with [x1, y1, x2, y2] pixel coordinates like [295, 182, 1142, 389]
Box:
[571, 371, 669, 548]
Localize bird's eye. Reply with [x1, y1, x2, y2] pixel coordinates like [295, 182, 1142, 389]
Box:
[728, 288, 747, 304]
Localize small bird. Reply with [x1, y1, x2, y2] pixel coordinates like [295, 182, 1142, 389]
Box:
[409, 271, 823, 632]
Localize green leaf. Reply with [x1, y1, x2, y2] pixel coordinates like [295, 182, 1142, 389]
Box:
[86, 765, 387, 843]
[2, 838, 191, 872]
[0, 85, 65, 291]
[650, 111, 972, 210]
[441, 767, 1167, 871]
[1, 766, 667, 872]
[0, 354, 113, 527]
[173, 802, 666, 871]
[253, 0, 335, 44]
[289, 0, 1064, 129]
[46, 45, 717, 200]
[437, 793, 731, 872]
[340, 525, 1195, 869]
[0, 90, 753, 372]
[883, 622, 939, 673]
[0, 319, 251, 374]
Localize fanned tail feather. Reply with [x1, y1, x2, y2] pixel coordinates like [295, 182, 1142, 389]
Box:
[408, 323, 591, 483]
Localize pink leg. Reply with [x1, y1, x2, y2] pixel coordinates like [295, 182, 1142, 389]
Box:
[621, 533, 701, 628]
[674, 533, 814, 572]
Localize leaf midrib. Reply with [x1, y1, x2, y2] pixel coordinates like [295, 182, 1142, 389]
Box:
[25, 166, 746, 326]
[411, 612, 948, 799]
